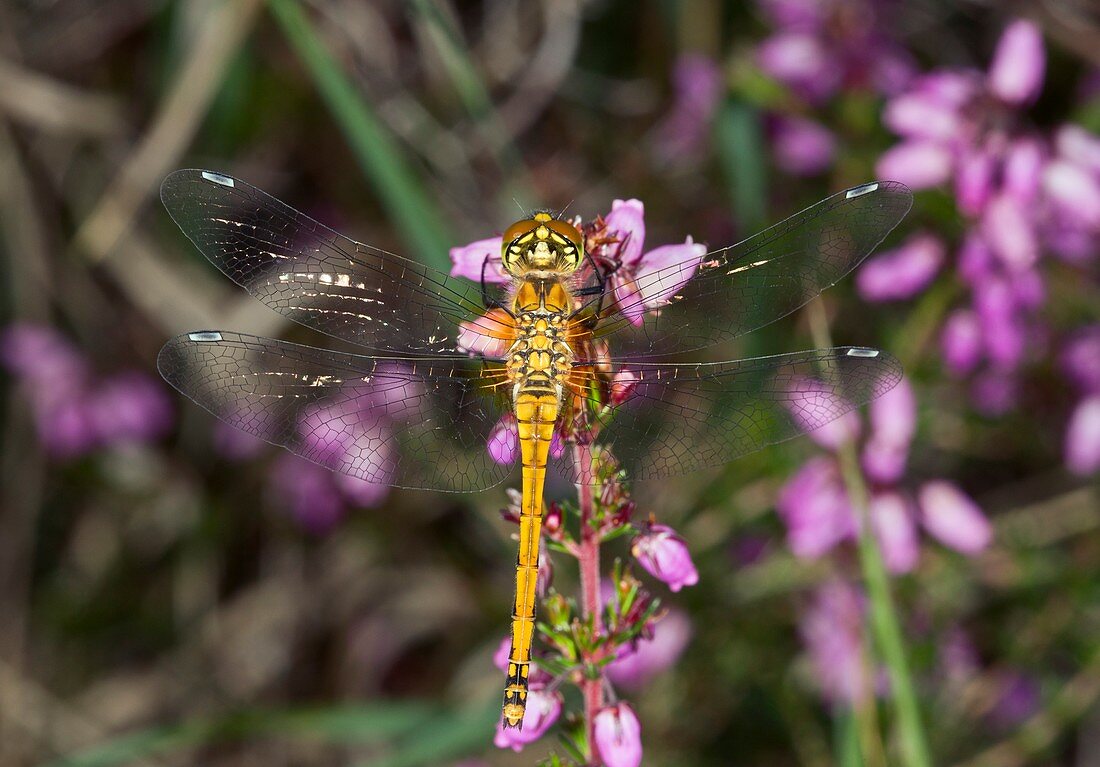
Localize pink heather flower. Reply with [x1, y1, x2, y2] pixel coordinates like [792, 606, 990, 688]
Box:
[785, 377, 860, 450]
[771, 115, 836, 175]
[987, 20, 1045, 106]
[653, 54, 724, 161]
[335, 473, 390, 507]
[1056, 125, 1100, 176]
[604, 199, 706, 325]
[607, 609, 692, 689]
[918, 481, 992, 554]
[212, 419, 267, 460]
[487, 414, 520, 465]
[1042, 159, 1100, 228]
[989, 672, 1041, 728]
[631, 523, 699, 592]
[611, 368, 640, 405]
[448, 236, 507, 283]
[941, 310, 983, 375]
[870, 492, 919, 573]
[493, 688, 562, 751]
[1062, 325, 1100, 394]
[776, 456, 856, 558]
[593, 702, 643, 767]
[981, 194, 1039, 270]
[856, 233, 945, 302]
[754, 0, 914, 102]
[456, 309, 514, 358]
[862, 376, 916, 483]
[875, 141, 953, 189]
[800, 581, 868, 706]
[493, 634, 512, 672]
[86, 372, 174, 445]
[269, 454, 347, 534]
[1065, 396, 1100, 475]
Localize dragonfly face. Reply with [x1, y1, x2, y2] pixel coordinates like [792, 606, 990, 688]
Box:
[156, 170, 911, 730]
[501, 212, 584, 277]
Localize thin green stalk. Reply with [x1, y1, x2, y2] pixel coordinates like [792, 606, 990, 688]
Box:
[267, 0, 454, 271]
[807, 298, 932, 767]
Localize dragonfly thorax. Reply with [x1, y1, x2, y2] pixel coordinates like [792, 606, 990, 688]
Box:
[501, 212, 584, 277]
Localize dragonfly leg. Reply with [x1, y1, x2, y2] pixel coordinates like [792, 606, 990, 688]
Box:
[480, 255, 513, 313]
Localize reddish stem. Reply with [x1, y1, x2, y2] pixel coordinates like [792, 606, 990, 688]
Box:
[573, 441, 603, 763]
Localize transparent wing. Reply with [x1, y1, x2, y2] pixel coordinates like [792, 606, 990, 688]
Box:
[160, 170, 512, 357]
[583, 347, 902, 480]
[158, 331, 513, 492]
[587, 182, 913, 359]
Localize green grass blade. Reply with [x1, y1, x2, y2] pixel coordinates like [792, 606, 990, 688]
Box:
[267, 0, 455, 270]
[716, 98, 768, 234]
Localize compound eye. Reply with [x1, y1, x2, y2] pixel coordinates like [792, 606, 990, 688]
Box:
[503, 219, 538, 245]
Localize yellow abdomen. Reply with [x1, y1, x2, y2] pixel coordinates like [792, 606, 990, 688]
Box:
[501, 278, 574, 729]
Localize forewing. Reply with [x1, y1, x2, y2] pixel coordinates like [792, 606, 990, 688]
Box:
[587, 182, 912, 358]
[590, 347, 902, 480]
[158, 331, 513, 492]
[161, 170, 511, 357]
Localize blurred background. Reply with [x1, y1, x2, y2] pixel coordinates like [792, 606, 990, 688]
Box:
[1, 0, 1099, 765]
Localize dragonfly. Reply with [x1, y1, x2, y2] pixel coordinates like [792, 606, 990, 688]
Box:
[157, 169, 911, 729]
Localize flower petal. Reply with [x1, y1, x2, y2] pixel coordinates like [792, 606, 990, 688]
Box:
[988, 20, 1045, 106]
[593, 702, 643, 767]
[918, 480, 992, 554]
[871, 492, 919, 573]
[605, 199, 646, 267]
[856, 233, 944, 302]
[772, 115, 836, 176]
[1065, 395, 1100, 475]
[876, 141, 953, 189]
[449, 236, 508, 283]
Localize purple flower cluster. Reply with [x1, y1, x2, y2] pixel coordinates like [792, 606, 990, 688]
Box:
[777, 377, 992, 571]
[0, 323, 172, 456]
[800, 580, 870, 705]
[866, 21, 1100, 424]
[1062, 325, 1100, 474]
[755, 0, 914, 175]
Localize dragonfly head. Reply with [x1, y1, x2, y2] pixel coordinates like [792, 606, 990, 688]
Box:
[501, 212, 584, 277]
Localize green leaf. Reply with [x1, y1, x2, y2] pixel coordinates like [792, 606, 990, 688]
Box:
[716, 98, 768, 234]
[267, 0, 455, 270]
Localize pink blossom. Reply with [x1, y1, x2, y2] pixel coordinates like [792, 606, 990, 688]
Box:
[653, 54, 724, 161]
[487, 415, 519, 465]
[875, 141, 953, 188]
[757, 33, 836, 100]
[603, 199, 705, 325]
[606, 609, 692, 689]
[1043, 159, 1100, 227]
[611, 368, 640, 405]
[593, 702, 643, 767]
[772, 115, 836, 175]
[631, 524, 699, 592]
[1055, 125, 1100, 175]
[883, 89, 961, 141]
[456, 310, 514, 357]
[492, 688, 562, 751]
[988, 20, 1045, 106]
[870, 492, 919, 573]
[1065, 396, 1100, 475]
[785, 378, 860, 450]
[448, 236, 507, 283]
[862, 376, 916, 483]
[918, 481, 992, 554]
[800, 581, 868, 705]
[981, 194, 1038, 271]
[269, 454, 347, 534]
[213, 420, 267, 460]
[776, 456, 856, 558]
[941, 310, 983, 375]
[856, 233, 945, 302]
[1061, 325, 1100, 394]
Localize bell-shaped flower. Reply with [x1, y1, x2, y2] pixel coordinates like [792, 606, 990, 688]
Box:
[606, 609, 692, 689]
[593, 702, 643, 767]
[987, 20, 1045, 106]
[918, 481, 992, 554]
[771, 115, 836, 176]
[856, 233, 945, 302]
[604, 199, 706, 325]
[492, 687, 562, 751]
[631, 523, 699, 592]
[449, 236, 508, 283]
[1065, 395, 1100, 475]
[800, 581, 868, 706]
[487, 414, 520, 465]
[870, 492, 920, 574]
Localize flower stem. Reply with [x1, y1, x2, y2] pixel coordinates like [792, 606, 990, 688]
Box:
[807, 298, 932, 767]
[573, 441, 603, 763]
